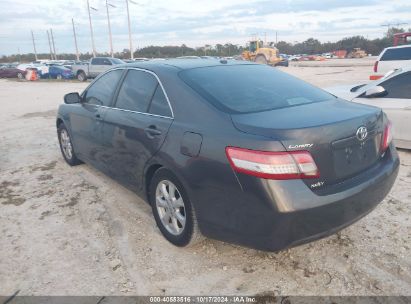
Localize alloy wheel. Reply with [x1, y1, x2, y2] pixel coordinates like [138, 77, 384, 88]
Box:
[60, 129, 73, 160]
[155, 180, 186, 236]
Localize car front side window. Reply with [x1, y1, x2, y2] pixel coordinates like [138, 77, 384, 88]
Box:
[380, 72, 411, 99]
[84, 69, 124, 106]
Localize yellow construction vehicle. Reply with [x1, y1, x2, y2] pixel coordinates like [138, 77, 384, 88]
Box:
[241, 39, 283, 66]
[347, 48, 367, 58]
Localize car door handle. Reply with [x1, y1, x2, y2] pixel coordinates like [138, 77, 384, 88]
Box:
[144, 125, 162, 138]
[95, 113, 103, 120]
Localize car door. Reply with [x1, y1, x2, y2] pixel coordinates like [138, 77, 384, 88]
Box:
[49, 66, 57, 78]
[100, 58, 113, 74]
[353, 71, 411, 145]
[69, 69, 124, 165]
[89, 58, 103, 78]
[100, 68, 173, 191]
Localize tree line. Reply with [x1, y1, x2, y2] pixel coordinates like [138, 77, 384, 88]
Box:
[1, 28, 409, 63]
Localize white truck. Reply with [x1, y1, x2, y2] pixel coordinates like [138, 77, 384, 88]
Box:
[72, 57, 124, 81]
[373, 45, 411, 76]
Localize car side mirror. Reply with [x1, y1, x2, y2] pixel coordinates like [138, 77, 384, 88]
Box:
[64, 92, 82, 104]
[364, 85, 387, 98]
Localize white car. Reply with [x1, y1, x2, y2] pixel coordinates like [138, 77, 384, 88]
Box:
[373, 45, 411, 76]
[326, 68, 411, 149]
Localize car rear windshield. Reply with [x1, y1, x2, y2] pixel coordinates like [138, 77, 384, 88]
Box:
[179, 64, 335, 113]
[381, 47, 411, 61]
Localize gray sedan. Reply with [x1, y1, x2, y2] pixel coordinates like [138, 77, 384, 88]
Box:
[56, 59, 399, 251]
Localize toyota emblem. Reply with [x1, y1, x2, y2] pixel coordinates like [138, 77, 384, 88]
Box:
[356, 126, 368, 141]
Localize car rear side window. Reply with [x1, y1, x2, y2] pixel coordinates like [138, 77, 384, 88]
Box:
[381, 72, 411, 99]
[180, 64, 335, 114]
[148, 85, 172, 117]
[84, 69, 123, 106]
[115, 70, 158, 112]
[380, 47, 411, 61]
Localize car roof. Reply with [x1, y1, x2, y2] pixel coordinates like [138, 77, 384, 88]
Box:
[120, 58, 255, 72]
[383, 44, 411, 50]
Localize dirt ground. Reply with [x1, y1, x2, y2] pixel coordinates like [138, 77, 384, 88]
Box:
[0, 59, 410, 296]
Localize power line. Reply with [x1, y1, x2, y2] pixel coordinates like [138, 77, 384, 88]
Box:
[381, 22, 408, 31]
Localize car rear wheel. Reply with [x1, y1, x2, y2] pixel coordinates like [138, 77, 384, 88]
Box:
[57, 123, 82, 166]
[149, 168, 203, 247]
[77, 71, 86, 82]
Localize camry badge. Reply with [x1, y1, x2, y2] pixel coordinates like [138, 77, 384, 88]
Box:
[356, 126, 368, 141]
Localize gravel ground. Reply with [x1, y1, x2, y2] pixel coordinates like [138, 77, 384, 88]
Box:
[0, 59, 410, 296]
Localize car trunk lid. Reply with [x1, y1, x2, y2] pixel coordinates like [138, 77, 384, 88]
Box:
[230, 99, 384, 186]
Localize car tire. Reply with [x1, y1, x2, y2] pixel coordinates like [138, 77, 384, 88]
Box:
[149, 168, 203, 247]
[77, 71, 87, 82]
[57, 123, 82, 166]
[255, 55, 267, 64]
[57, 74, 62, 80]
[17, 72, 23, 79]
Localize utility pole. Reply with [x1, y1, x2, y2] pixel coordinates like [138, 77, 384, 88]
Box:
[276, 31, 278, 44]
[105, 0, 114, 57]
[50, 28, 57, 60]
[31, 30, 38, 60]
[72, 18, 80, 61]
[125, 0, 134, 59]
[47, 30, 54, 60]
[87, 0, 97, 57]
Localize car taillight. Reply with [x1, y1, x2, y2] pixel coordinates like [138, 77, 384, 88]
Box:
[381, 121, 393, 152]
[225, 147, 320, 180]
[373, 61, 378, 73]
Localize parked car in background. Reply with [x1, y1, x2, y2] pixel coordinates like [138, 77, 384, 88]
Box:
[42, 66, 74, 79]
[16, 63, 35, 71]
[133, 58, 149, 61]
[176, 56, 201, 59]
[276, 55, 289, 67]
[288, 55, 301, 61]
[0, 67, 26, 79]
[373, 45, 411, 76]
[322, 53, 333, 59]
[16, 63, 48, 77]
[71, 57, 124, 81]
[326, 67, 411, 149]
[56, 59, 398, 251]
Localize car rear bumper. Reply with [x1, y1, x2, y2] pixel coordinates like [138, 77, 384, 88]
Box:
[198, 146, 399, 251]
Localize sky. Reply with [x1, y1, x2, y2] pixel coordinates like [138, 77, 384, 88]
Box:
[0, 0, 410, 56]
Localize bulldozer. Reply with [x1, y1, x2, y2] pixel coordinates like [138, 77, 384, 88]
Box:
[347, 48, 367, 58]
[241, 39, 283, 66]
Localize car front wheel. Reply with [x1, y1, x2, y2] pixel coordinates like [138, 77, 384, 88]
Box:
[57, 123, 82, 166]
[149, 168, 203, 247]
